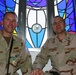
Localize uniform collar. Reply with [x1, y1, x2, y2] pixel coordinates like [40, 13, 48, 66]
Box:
[53, 32, 72, 44]
[0, 30, 18, 42]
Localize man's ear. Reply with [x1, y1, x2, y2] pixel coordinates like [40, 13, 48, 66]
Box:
[16, 23, 18, 27]
[64, 23, 66, 27]
[0, 21, 3, 25]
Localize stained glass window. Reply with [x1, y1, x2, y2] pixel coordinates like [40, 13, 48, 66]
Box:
[0, 0, 76, 51]
[26, 0, 47, 49]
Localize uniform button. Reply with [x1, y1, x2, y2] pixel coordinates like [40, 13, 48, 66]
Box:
[57, 53, 59, 54]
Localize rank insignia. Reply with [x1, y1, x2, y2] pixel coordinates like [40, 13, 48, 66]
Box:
[11, 56, 17, 66]
[12, 60, 17, 66]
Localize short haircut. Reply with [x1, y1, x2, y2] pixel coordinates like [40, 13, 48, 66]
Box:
[3, 12, 17, 20]
[54, 16, 65, 23]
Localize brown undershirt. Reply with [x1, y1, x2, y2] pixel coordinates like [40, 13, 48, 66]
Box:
[3, 37, 11, 45]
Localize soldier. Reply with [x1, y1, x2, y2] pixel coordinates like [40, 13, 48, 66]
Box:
[31, 16, 76, 75]
[0, 12, 32, 75]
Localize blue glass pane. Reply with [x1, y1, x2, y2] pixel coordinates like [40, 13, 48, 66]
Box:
[26, 0, 46, 7]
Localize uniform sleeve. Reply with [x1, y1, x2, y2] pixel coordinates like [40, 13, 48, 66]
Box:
[20, 40, 32, 75]
[32, 39, 50, 70]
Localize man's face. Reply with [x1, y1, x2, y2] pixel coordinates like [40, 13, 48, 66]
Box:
[2, 13, 17, 33]
[52, 17, 65, 34]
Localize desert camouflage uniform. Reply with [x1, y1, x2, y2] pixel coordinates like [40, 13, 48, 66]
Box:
[0, 31, 32, 75]
[33, 32, 76, 75]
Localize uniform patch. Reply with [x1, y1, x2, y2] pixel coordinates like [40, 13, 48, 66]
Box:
[11, 56, 19, 67]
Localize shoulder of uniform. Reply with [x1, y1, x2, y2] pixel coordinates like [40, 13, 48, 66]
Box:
[0, 30, 2, 37]
[13, 35, 23, 42]
[67, 33, 76, 41]
[46, 36, 55, 43]
[48, 35, 55, 40]
[0, 31, 3, 39]
[67, 32, 76, 37]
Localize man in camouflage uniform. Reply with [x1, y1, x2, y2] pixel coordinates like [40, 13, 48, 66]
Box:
[31, 16, 76, 75]
[0, 12, 32, 75]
